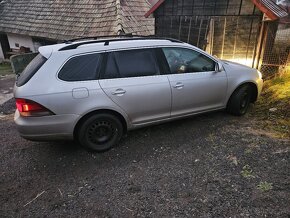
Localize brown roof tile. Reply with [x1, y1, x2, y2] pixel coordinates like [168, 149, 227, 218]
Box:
[0, 0, 154, 40]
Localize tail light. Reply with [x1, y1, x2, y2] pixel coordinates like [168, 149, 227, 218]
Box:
[15, 98, 54, 117]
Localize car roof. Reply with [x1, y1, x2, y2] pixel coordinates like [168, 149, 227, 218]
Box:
[38, 37, 218, 62]
[38, 37, 186, 58]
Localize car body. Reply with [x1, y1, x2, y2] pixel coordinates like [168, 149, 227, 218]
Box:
[14, 36, 263, 151]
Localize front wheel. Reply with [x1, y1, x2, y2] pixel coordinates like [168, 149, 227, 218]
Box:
[227, 85, 253, 116]
[77, 113, 123, 152]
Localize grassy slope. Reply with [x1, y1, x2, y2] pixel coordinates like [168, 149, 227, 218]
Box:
[250, 71, 290, 139]
[0, 63, 13, 76]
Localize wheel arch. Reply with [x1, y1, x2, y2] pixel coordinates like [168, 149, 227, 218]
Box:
[73, 109, 128, 140]
[227, 81, 258, 106]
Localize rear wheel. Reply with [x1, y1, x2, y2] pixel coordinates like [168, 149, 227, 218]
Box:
[227, 85, 253, 116]
[78, 113, 123, 152]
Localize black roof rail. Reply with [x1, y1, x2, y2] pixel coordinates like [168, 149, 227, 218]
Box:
[62, 33, 134, 43]
[58, 35, 183, 51]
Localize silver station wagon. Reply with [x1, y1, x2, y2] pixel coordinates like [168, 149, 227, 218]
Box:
[14, 36, 263, 151]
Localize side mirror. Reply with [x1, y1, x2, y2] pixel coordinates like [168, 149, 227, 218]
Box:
[216, 62, 224, 72]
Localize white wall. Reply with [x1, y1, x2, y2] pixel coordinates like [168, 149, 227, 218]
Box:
[7, 33, 36, 52]
[0, 43, 4, 60]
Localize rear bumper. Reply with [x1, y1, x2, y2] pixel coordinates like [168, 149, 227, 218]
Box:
[14, 110, 80, 141]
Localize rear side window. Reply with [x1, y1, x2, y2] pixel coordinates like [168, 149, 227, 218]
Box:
[102, 49, 160, 79]
[58, 53, 101, 81]
[17, 54, 47, 87]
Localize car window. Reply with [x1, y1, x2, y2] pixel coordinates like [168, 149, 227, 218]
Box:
[162, 47, 216, 74]
[17, 53, 47, 87]
[103, 53, 120, 79]
[58, 53, 101, 81]
[103, 49, 160, 79]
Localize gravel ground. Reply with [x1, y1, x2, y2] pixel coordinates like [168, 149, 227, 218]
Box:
[0, 100, 289, 217]
[0, 98, 15, 115]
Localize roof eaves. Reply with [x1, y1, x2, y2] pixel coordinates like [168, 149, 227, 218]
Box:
[252, 0, 288, 20]
[144, 0, 165, 18]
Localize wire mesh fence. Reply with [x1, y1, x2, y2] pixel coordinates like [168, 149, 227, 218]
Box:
[260, 22, 290, 78]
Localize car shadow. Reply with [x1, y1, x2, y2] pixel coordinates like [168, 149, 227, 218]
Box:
[28, 110, 236, 179]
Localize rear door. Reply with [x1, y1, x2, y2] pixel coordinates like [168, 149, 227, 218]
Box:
[161, 47, 227, 116]
[99, 48, 171, 124]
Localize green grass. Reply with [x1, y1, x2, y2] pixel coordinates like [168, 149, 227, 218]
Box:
[244, 148, 253, 154]
[257, 181, 273, 192]
[241, 165, 255, 179]
[0, 63, 13, 76]
[250, 71, 290, 139]
[266, 72, 290, 100]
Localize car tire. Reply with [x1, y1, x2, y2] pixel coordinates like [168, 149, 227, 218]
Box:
[77, 113, 123, 152]
[227, 84, 252, 116]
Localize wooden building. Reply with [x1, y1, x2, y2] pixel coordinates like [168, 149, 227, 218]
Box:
[145, 0, 289, 74]
[0, 0, 154, 60]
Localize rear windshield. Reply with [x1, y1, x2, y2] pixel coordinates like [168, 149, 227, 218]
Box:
[17, 54, 47, 87]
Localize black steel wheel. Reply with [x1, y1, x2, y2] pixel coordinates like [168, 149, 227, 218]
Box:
[78, 113, 123, 152]
[227, 84, 252, 116]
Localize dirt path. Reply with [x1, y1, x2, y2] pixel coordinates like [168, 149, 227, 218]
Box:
[0, 107, 289, 217]
[0, 75, 15, 105]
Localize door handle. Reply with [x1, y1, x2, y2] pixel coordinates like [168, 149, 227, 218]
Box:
[112, 89, 126, 95]
[173, 82, 184, 89]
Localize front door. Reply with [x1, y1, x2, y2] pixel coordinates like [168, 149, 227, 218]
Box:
[162, 47, 227, 116]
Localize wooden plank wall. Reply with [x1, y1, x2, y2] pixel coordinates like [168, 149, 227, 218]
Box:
[154, 0, 263, 66]
[155, 0, 261, 17]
